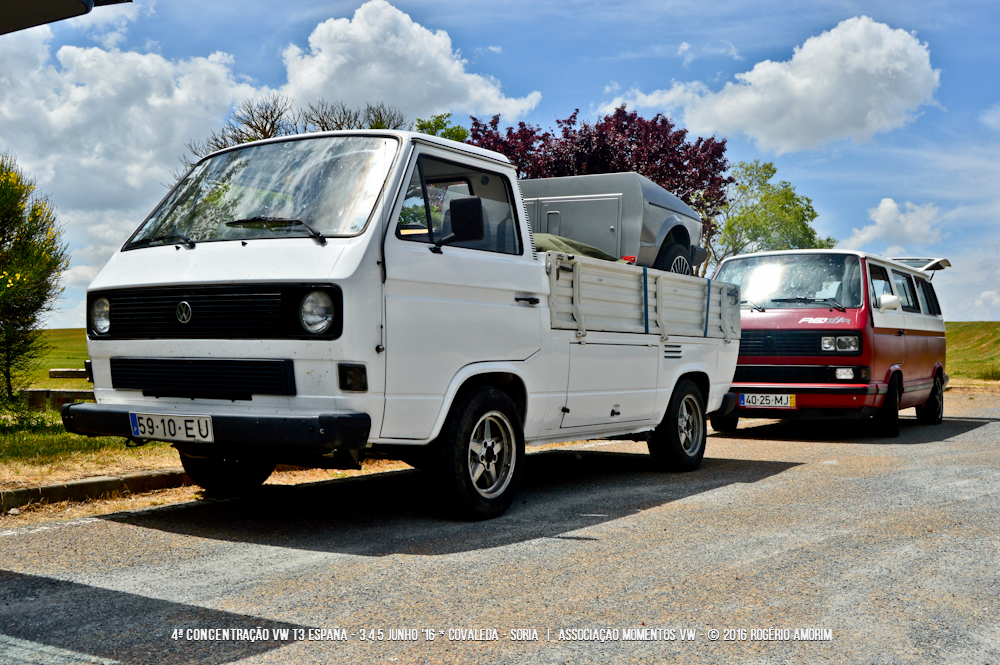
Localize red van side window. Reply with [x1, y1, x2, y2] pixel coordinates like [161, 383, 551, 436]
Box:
[869, 265, 893, 299]
[891, 271, 920, 313]
[915, 277, 942, 315]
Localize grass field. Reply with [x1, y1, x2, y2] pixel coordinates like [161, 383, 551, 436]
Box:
[944, 322, 1000, 379]
[30, 328, 91, 390]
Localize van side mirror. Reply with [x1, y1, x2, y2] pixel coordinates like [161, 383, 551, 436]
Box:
[878, 294, 901, 313]
[432, 197, 484, 252]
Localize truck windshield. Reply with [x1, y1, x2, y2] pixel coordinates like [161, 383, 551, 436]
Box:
[715, 254, 863, 309]
[127, 136, 398, 248]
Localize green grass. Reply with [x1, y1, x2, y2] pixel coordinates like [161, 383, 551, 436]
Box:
[945, 322, 1000, 379]
[0, 410, 148, 463]
[28, 328, 91, 390]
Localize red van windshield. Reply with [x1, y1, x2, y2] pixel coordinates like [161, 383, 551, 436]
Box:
[715, 254, 863, 309]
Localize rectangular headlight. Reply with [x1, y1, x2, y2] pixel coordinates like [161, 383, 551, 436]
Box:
[835, 368, 855, 380]
[836, 336, 859, 352]
[821, 336, 836, 351]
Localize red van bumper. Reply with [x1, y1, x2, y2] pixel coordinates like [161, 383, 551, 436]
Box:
[728, 382, 883, 419]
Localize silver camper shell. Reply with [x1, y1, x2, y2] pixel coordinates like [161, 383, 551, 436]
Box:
[519, 172, 706, 270]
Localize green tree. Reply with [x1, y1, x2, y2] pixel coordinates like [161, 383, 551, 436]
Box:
[700, 160, 835, 276]
[415, 113, 469, 142]
[0, 152, 70, 402]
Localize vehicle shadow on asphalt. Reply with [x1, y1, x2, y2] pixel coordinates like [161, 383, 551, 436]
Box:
[107, 450, 799, 557]
[711, 415, 997, 444]
[0, 569, 304, 665]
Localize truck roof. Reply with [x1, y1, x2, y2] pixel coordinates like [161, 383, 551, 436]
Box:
[719, 248, 948, 276]
[198, 130, 513, 168]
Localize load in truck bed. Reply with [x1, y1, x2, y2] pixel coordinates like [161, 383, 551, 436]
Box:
[545, 251, 741, 341]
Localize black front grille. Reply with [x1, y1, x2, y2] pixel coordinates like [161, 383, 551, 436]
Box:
[111, 358, 296, 400]
[89, 284, 341, 340]
[738, 330, 861, 356]
[734, 365, 833, 383]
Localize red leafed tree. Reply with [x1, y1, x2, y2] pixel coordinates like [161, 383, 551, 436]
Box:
[468, 105, 732, 219]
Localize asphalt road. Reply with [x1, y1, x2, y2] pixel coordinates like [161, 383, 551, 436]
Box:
[1, 394, 998, 665]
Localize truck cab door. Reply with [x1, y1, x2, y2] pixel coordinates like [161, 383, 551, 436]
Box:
[868, 262, 907, 384]
[380, 148, 545, 440]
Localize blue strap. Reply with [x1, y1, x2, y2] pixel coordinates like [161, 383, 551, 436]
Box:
[704, 277, 712, 337]
[642, 267, 649, 334]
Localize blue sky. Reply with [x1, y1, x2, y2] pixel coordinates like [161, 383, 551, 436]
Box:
[2, 0, 999, 325]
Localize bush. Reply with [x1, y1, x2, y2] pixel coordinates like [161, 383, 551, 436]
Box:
[975, 362, 1000, 381]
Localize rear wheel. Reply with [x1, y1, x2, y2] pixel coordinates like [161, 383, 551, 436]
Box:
[648, 379, 706, 471]
[916, 374, 944, 425]
[710, 414, 739, 433]
[432, 387, 525, 520]
[875, 376, 901, 438]
[179, 452, 276, 496]
[653, 243, 692, 275]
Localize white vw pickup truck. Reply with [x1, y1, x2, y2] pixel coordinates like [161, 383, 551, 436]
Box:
[63, 131, 741, 519]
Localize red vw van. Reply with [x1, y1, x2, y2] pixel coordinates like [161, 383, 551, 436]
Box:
[711, 250, 948, 437]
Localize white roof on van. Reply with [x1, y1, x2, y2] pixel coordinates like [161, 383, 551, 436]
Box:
[199, 130, 513, 168]
[718, 249, 949, 276]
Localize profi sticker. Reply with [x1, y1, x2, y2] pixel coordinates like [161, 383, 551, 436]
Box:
[799, 317, 851, 324]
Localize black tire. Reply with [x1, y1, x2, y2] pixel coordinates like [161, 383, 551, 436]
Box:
[648, 379, 706, 471]
[875, 375, 901, 438]
[710, 414, 739, 433]
[916, 373, 944, 425]
[179, 452, 276, 497]
[653, 242, 692, 275]
[432, 387, 525, 520]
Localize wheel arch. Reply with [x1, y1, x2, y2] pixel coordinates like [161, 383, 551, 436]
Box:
[427, 363, 529, 443]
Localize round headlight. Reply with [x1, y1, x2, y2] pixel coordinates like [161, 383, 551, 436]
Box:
[299, 290, 334, 334]
[91, 297, 110, 334]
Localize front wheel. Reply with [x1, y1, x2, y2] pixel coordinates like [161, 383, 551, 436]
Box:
[432, 387, 525, 520]
[179, 452, 276, 496]
[916, 374, 944, 425]
[710, 414, 739, 433]
[648, 379, 706, 471]
[875, 376, 901, 438]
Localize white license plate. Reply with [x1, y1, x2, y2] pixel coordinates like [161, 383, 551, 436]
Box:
[129, 412, 214, 442]
[739, 393, 796, 409]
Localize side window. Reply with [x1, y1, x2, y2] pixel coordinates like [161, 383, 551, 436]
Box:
[395, 155, 522, 255]
[892, 270, 920, 312]
[914, 276, 932, 314]
[869, 264, 893, 301]
[918, 278, 942, 315]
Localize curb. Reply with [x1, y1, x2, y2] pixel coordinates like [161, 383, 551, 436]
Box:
[1, 468, 191, 514]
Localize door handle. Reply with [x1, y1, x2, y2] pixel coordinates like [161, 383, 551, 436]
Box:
[897, 329, 907, 336]
[515, 296, 540, 305]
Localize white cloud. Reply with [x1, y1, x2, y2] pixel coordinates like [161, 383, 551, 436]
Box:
[603, 16, 940, 153]
[677, 41, 694, 67]
[604, 80, 620, 94]
[706, 40, 742, 61]
[840, 198, 942, 251]
[981, 104, 1000, 131]
[975, 290, 1000, 308]
[280, 0, 540, 120]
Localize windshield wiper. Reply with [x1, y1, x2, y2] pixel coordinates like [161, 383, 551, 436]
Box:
[226, 216, 326, 245]
[129, 233, 195, 249]
[740, 299, 766, 312]
[771, 296, 846, 312]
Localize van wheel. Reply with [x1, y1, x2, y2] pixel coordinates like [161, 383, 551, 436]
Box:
[433, 387, 525, 520]
[916, 374, 944, 425]
[648, 379, 706, 471]
[710, 414, 739, 433]
[179, 452, 275, 496]
[654, 243, 692, 275]
[875, 376, 901, 438]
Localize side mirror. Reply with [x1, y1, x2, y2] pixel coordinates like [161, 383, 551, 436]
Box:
[878, 294, 901, 313]
[433, 197, 484, 251]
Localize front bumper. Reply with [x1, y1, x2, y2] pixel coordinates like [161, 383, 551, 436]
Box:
[727, 382, 882, 419]
[61, 402, 371, 454]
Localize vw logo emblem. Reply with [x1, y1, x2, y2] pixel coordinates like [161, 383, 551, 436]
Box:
[763, 335, 777, 352]
[176, 301, 193, 324]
